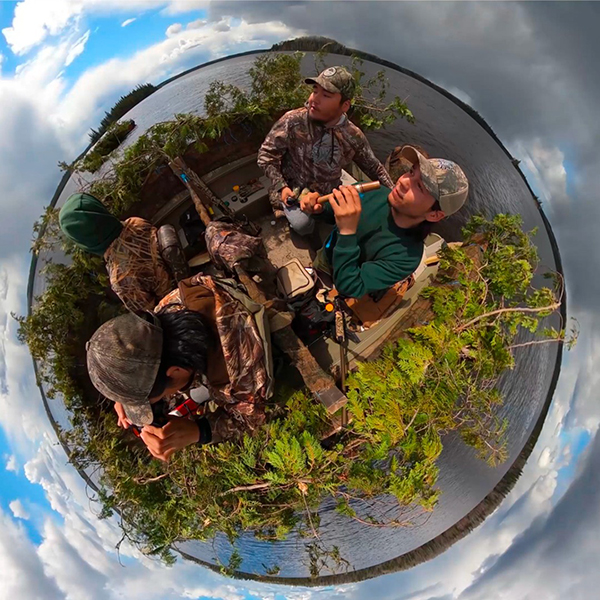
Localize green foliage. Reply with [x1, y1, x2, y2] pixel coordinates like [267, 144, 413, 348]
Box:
[219, 548, 242, 577]
[205, 53, 309, 119]
[89, 83, 155, 143]
[347, 56, 414, 130]
[263, 563, 281, 576]
[306, 542, 350, 578]
[77, 120, 136, 173]
[31, 206, 63, 255]
[17, 203, 121, 411]
[20, 50, 570, 576]
[16, 211, 572, 575]
[62, 51, 414, 216]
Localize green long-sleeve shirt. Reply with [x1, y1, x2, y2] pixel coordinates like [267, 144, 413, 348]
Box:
[322, 187, 424, 299]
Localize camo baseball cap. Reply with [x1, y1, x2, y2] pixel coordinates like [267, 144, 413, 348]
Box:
[305, 66, 356, 100]
[86, 312, 163, 426]
[400, 145, 469, 216]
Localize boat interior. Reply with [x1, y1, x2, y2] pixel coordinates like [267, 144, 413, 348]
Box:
[153, 153, 442, 375]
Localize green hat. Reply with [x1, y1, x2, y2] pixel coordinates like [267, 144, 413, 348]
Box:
[305, 66, 356, 100]
[59, 193, 123, 256]
[400, 146, 469, 216]
[86, 312, 163, 426]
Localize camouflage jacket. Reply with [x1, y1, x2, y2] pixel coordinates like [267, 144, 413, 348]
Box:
[104, 217, 174, 312]
[155, 275, 270, 439]
[258, 107, 394, 207]
[204, 220, 265, 272]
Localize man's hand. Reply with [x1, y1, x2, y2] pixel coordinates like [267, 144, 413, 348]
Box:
[140, 416, 200, 462]
[299, 191, 322, 214]
[330, 185, 362, 236]
[114, 402, 131, 429]
[281, 187, 296, 207]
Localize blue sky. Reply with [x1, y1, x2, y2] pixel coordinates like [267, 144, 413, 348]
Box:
[0, 429, 47, 545]
[0, 2, 599, 600]
[0, 3, 208, 81]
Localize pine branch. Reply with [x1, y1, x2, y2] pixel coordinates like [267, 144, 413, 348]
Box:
[509, 338, 565, 350]
[456, 302, 561, 332]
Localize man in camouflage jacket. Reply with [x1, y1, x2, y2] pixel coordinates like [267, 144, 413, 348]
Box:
[105, 217, 174, 312]
[258, 66, 393, 236]
[59, 193, 174, 312]
[86, 274, 273, 461]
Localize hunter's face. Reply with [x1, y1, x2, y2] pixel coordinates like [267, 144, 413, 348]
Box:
[149, 366, 193, 403]
[308, 84, 346, 123]
[388, 163, 442, 221]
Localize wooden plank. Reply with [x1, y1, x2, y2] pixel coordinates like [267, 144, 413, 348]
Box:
[271, 326, 348, 414]
[235, 264, 348, 414]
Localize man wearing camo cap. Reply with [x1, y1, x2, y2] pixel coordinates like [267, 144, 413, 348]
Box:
[258, 65, 393, 238]
[86, 274, 273, 461]
[301, 145, 469, 299]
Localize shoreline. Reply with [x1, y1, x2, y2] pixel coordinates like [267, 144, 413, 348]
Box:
[27, 39, 567, 585]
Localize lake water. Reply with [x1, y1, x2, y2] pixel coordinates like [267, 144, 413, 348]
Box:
[34, 51, 560, 581]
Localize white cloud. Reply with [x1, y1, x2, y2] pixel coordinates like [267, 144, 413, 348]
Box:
[0, 260, 57, 455]
[0, 13, 305, 600]
[65, 29, 91, 67]
[9, 499, 30, 520]
[213, 20, 231, 33]
[537, 445, 554, 469]
[458, 428, 600, 600]
[0, 269, 8, 301]
[560, 322, 600, 432]
[5, 454, 18, 472]
[512, 139, 568, 214]
[186, 18, 207, 30]
[2, 3, 597, 597]
[163, 0, 209, 15]
[121, 18, 136, 28]
[54, 18, 301, 147]
[166, 22, 183, 37]
[0, 441, 257, 600]
[445, 85, 474, 108]
[2, 0, 82, 55]
[0, 507, 63, 599]
[2, 0, 160, 55]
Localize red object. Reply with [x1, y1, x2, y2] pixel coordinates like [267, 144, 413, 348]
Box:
[130, 397, 204, 437]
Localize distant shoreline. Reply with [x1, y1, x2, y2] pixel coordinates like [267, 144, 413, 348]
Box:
[29, 38, 566, 586]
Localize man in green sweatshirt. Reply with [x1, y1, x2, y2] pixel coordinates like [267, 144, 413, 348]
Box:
[301, 145, 469, 299]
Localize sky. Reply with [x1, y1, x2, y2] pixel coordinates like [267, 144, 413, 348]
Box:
[0, 1, 599, 599]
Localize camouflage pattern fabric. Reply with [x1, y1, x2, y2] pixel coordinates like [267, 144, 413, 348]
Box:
[385, 144, 431, 184]
[163, 396, 250, 444]
[418, 157, 469, 215]
[305, 66, 356, 99]
[258, 107, 394, 209]
[203, 406, 249, 444]
[155, 275, 268, 436]
[399, 146, 469, 216]
[104, 217, 174, 312]
[205, 221, 265, 272]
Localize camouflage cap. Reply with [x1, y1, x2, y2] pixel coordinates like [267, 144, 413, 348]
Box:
[400, 146, 469, 216]
[305, 66, 356, 100]
[86, 312, 163, 426]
